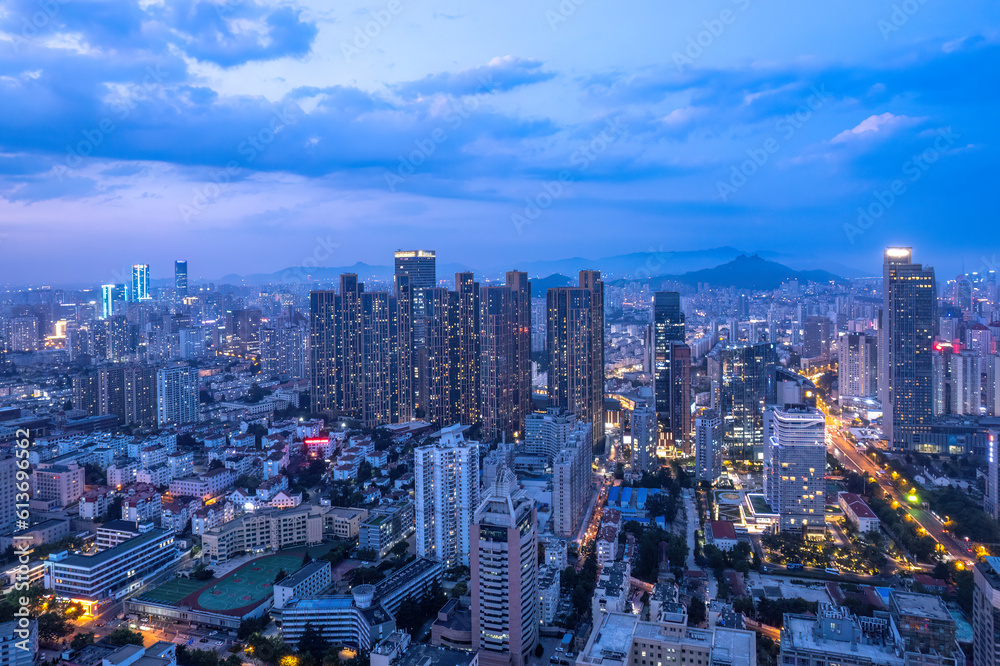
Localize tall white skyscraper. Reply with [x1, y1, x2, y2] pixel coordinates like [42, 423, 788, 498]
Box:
[414, 424, 480, 568]
[695, 409, 723, 483]
[471, 465, 539, 666]
[156, 366, 198, 427]
[764, 405, 826, 539]
[630, 402, 657, 474]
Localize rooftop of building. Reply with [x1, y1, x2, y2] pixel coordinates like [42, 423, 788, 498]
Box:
[580, 612, 637, 664]
[389, 641, 477, 666]
[889, 591, 952, 622]
[979, 557, 1000, 590]
[275, 561, 331, 590]
[782, 614, 900, 663]
[838, 492, 878, 519]
[709, 520, 738, 541]
[52, 529, 172, 568]
[17, 518, 68, 533]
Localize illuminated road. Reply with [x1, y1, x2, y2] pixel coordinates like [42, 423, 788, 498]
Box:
[825, 426, 973, 566]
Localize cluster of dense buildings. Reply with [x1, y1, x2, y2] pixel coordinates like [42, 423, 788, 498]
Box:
[5, 245, 1000, 665]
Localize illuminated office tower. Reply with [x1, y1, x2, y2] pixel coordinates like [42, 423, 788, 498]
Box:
[480, 271, 531, 442]
[156, 366, 199, 427]
[414, 425, 480, 567]
[838, 332, 878, 399]
[471, 466, 539, 666]
[101, 284, 115, 319]
[130, 264, 150, 302]
[933, 341, 981, 416]
[547, 271, 605, 450]
[879, 247, 936, 450]
[764, 405, 826, 539]
[695, 409, 723, 483]
[175, 260, 188, 297]
[709, 341, 776, 461]
[652, 292, 691, 450]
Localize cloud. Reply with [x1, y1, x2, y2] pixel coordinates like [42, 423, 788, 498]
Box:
[830, 112, 922, 143]
[0, 0, 319, 68]
[392, 56, 555, 99]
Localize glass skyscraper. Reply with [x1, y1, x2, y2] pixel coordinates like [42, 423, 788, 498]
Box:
[879, 247, 936, 451]
[175, 260, 188, 297]
[130, 263, 150, 302]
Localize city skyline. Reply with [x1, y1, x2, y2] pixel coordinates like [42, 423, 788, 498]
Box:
[1, 2, 997, 284]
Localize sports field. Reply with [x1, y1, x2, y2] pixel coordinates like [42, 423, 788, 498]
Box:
[138, 553, 306, 616]
[195, 553, 303, 612]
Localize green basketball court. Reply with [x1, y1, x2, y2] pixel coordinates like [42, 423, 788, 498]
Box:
[191, 553, 304, 613]
[138, 552, 308, 616]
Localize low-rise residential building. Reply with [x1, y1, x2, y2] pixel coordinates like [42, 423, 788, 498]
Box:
[595, 525, 619, 567]
[167, 451, 194, 480]
[79, 486, 114, 520]
[137, 464, 171, 488]
[538, 565, 561, 625]
[122, 490, 162, 523]
[201, 505, 328, 563]
[359, 501, 415, 559]
[32, 461, 85, 507]
[593, 561, 630, 619]
[323, 507, 368, 540]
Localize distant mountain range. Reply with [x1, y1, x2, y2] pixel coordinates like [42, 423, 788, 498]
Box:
[635, 254, 846, 290]
[213, 247, 803, 286]
[206, 251, 844, 293]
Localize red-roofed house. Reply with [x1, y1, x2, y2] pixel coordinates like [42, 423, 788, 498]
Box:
[838, 492, 880, 534]
[707, 520, 739, 551]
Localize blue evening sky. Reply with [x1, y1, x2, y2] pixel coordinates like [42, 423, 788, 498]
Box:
[0, 0, 997, 284]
